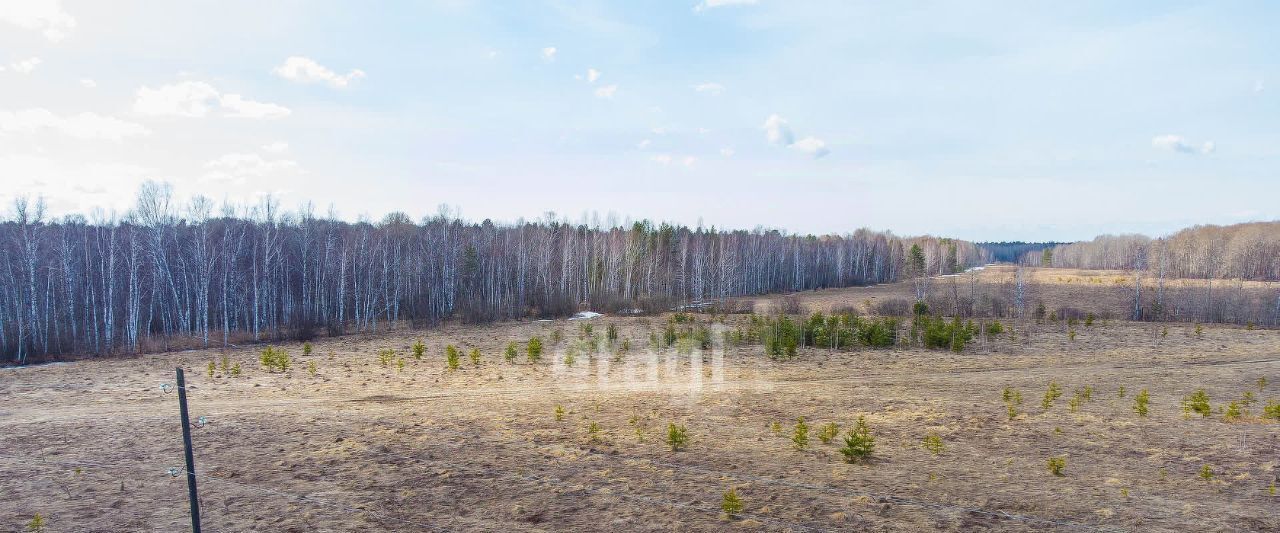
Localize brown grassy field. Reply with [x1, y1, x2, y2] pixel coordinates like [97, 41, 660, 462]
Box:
[3, 268, 1280, 532]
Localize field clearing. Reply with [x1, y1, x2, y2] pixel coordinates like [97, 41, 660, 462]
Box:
[3, 273, 1280, 532]
[758, 265, 1280, 325]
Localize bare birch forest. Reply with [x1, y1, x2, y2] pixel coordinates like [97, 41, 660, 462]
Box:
[0, 183, 988, 363]
[1022, 222, 1280, 324]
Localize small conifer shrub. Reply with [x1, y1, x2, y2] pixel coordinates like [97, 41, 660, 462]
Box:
[817, 422, 840, 444]
[1042, 381, 1063, 411]
[1134, 389, 1150, 417]
[1047, 456, 1066, 476]
[1199, 464, 1213, 480]
[1183, 389, 1211, 417]
[445, 345, 461, 370]
[504, 342, 518, 363]
[722, 488, 743, 518]
[666, 423, 689, 451]
[839, 417, 875, 463]
[26, 514, 46, 533]
[412, 340, 426, 360]
[792, 417, 809, 449]
[922, 433, 944, 455]
[527, 336, 543, 362]
[259, 346, 290, 372]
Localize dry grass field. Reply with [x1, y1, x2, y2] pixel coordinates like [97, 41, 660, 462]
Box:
[3, 268, 1279, 532]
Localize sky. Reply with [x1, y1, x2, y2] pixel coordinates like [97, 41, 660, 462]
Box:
[1, 0, 1277, 242]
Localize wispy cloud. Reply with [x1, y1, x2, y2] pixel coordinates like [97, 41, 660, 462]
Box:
[0, 0, 76, 42]
[0, 108, 151, 141]
[594, 84, 618, 99]
[8, 57, 42, 74]
[791, 137, 830, 158]
[262, 141, 289, 153]
[541, 47, 557, 61]
[692, 82, 724, 96]
[694, 0, 757, 12]
[134, 81, 290, 119]
[273, 56, 366, 88]
[203, 153, 299, 185]
[1151, 134, 1214, 155]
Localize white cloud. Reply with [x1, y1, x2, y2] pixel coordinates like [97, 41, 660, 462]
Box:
[650, 153, 698, 167]
[203, 153, 299, 185]
[594, 84, 618, 99]
[694, 0, 757, 12]
[636, 139, 652, 150]
[79, 78, 96, 88]
[791, 137, 830, 158]
[262, 141, 289, 153]
[133, 81, 221, 117]
[272, 56, 366, 88]
[720, 147, 735, 157]
[763, 114, 829, 158]
[133, 81, 290, 119]
[0, 0, 76, 42]
[487, 50, 499, 59]
[0, 154, 150, 214]
[0, 108, 151, 141]
[1151, 134, 1214, 155]
[10, 57, 42, 74]
[1255, 80, 1265, 93]
[692, 82, 724, 95]
[541, 47, 557, 61]
[763, 114, 794, 145]
[587, 68, 601, 83]
[219, 94, 291, 119]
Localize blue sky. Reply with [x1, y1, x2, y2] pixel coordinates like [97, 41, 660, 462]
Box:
[1, 0, 1277, 241]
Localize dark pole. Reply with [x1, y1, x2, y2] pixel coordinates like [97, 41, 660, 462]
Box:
[176, 367, 202, 533]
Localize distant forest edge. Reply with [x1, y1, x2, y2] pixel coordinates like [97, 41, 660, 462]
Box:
[976, 242, 1066, 263]
[1021, 222, 1280, 281]
[1, 183, 990, 363]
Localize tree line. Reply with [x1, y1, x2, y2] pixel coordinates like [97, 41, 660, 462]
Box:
[1023, 222, 1280, 281]
[0, 182, 987, 364]
[1020, 222, 1280, 324]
